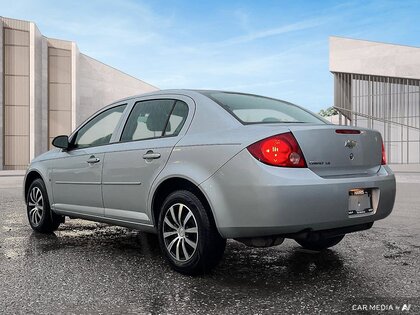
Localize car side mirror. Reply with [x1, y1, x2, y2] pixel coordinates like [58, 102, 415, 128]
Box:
[52, 135, 70, 149]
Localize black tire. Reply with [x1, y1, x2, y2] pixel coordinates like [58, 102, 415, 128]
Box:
[158, 190, 226, 275]
[26, 179, 63, 233]
[295, 235, 345, 251]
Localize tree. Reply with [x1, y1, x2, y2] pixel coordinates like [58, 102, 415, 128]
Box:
[319, 106, 338, 117]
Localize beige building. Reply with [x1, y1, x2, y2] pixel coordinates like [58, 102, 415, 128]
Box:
[330, 36, 420, 164]
[0, 17, 158, 170]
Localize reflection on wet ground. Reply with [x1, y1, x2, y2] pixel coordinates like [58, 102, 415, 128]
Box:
[1, 183, 419, 314]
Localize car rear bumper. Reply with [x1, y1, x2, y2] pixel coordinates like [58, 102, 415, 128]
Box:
[200, 150, 396, 239]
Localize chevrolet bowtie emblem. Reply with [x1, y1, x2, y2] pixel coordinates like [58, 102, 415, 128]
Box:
[344, 139, 357, 149]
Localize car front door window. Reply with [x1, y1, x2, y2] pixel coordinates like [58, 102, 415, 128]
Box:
[73, 104, 126, 149]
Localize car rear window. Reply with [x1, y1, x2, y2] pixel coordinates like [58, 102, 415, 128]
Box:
[200, 91, 325, 124]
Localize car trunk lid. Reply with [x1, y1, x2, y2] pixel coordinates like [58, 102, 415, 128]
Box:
[288, 125, 382, 177]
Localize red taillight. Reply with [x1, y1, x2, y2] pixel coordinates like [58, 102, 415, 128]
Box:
[247, 132, 307, 167]
[381, 142, 387, 165]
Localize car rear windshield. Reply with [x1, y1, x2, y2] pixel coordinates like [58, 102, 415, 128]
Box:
[200, 91, 325, 124]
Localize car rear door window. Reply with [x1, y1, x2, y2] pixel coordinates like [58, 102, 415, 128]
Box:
[121, 99, 188, 142]
[164, 101, 189, 137]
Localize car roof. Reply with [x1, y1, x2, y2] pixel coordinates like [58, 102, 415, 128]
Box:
[108, 89, 290, 106]
[108, 89, 203, 105]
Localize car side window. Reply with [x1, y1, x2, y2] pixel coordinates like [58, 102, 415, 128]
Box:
[73, 104, 126, 149]
[121, 99, 188, 142]
[164, 101, 189, 136]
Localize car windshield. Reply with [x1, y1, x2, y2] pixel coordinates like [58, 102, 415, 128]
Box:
[200, 91, 325, 124]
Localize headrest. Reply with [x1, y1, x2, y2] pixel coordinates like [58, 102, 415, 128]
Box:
[146, 110, 171, 132]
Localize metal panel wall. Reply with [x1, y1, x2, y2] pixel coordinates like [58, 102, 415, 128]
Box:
[334, 72, 420, 164]
[48, 47, 72, 148]
[3, 27, 30, 170]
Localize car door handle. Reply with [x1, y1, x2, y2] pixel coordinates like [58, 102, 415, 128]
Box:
[143, 151, 161, 160]
[86, 156, 101, 164]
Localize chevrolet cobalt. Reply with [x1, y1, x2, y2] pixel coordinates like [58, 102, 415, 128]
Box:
[24, 90, 396, 275]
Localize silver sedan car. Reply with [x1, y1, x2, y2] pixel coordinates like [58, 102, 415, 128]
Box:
[24, 90, 396, 275]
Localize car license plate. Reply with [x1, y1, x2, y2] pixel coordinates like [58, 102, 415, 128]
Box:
[348, 188, 373, 216]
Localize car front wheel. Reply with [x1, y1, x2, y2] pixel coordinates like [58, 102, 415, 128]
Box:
[27, 179, 63, 233]
[295, 235, 345, 251]
[158, 190, 226, 275]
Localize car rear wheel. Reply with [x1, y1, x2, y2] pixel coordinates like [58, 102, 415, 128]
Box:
[27, 179, 63, 233]
[295, 235, 345, 251]
[158, 190, 226, 275]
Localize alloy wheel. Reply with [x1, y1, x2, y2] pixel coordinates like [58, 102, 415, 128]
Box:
[162, 203, 198, 262]
[28, 187, 44, 226]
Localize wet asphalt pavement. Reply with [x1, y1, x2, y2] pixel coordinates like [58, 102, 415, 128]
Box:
[0, 174, 419, 314]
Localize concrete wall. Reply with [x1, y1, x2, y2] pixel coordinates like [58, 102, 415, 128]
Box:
[32, 23, 47, 157]
[330, 36, 420, 79]
[72, 43, 79, 131]
[77, 54, 158, 124]
[41, 35, 48, 154]
[47, 38, 73, 148]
